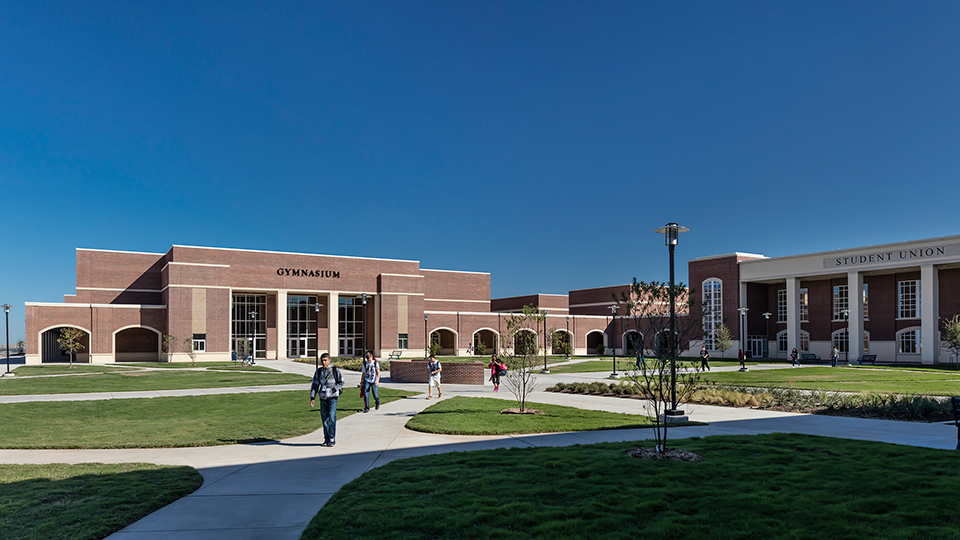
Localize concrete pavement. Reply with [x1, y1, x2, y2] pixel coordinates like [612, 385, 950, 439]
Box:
[0, 359, 957, 539]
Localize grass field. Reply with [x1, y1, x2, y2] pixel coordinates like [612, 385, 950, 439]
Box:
[0, 462, 202, 540]
[406, 396, 656, 435]
[702, 366, 960, 395]
[301, 433, 960, 540]
[0, 369, 308, 396]
[0, 388, 416, 448]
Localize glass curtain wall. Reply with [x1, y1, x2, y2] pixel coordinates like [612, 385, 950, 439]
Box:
[338, 297, 365, 357]
[287, 295, 319, 358]
[232, 294, 267, 359]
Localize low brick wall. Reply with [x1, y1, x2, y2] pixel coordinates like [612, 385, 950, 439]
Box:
[389, 359, 485, 385]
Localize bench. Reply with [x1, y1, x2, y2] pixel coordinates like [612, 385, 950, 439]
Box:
[388, 350, 403, 360]
[953, 397, 960, 450]
[799, 353, 821, 363]
[857, 354, 877, 365]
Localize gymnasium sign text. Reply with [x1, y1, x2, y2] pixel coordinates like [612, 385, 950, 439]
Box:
[277, 268, 340, 278]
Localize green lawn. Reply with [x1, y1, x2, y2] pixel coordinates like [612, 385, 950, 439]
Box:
[120, 361, 278, 372]
[546, 359, 752, 374]
[0, 369, 308, 396]
[301, 433, 960, 540]
[1, 462, 202, 540]
[406, 396, 656, 435]
[0, 388, 416, 448]
[702, 366, 960, 396]
[12, 365, 134, 376]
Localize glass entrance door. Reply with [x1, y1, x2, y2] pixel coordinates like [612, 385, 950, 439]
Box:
[746, 336, 766, 358]
[288, 337, 308, 358]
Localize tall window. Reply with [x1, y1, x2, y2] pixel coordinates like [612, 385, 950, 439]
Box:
[862, 284, 869, 320]
[778, 331, 788, 353]
[339, 297, 366, 356]
[898, 329, 920, 353]
[287, 295, 319, 358]
[232, 294, 267, 359]
[702, 279, 722, 350]
[833, 285, 849, 321]
[833, 329, 849, 354]
[777, 289, 787, 323]
[898, 280, 919, 319]
[800, 331, 809, 352]
[799, 288, 809, 322]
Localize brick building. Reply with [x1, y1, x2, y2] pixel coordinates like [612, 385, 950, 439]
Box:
[689, 235, 960, 365]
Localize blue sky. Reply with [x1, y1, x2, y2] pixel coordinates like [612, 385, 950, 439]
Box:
[2, 1, 959, 341]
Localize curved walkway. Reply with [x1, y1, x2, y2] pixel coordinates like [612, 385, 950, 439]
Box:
[0, 360, 956, 539]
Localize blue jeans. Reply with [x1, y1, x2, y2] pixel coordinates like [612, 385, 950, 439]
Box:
[319, 398, 337, 441]
[363, 382, 380, 410]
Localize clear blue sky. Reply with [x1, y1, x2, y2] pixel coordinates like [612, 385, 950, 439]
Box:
[3, 1, 959, 342]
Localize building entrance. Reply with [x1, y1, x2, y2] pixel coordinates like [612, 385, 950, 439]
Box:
[288, 337, 309, 358]
[338, 297, 365, 356]
[746, 335, 766, 359]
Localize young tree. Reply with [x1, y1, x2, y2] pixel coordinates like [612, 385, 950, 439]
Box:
[500, 305, 545, 412]
[715, 325, 733, 358]
[162, 334, 182, 363]
[550, 328, 572, 359]
[57, 327, 85, 368]
[617, 279, 703, 454]
[942, 315, 960, 370]
[16, 339, 25, 354]
[475, 337, 487, 357]
[183, 336, 198, 366]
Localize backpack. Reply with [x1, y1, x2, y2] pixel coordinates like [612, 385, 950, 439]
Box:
[497, 363, 507, 376]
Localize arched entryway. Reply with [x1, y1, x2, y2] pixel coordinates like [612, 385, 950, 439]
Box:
[40, 326, 90, 363]
[430, 328, 458, 356]
[623, 330, 643, 356]
[114, 326, 162, 362]
[472, 329, 498, 356]
[586, 330, 606, 355]
[513, 329, 538, 356]
[551, 329, 572, 356]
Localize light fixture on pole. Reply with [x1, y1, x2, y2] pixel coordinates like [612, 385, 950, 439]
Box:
[3, 304, 10, 375]
[424, 314, 429, 359]
[609, 304, 618, 378]
[359, 293, 369, 357]
[842, 308, 850, 365]
[542, 310, 549, 373]
[737, 307, 749, 371]
[762, 312, 772, 359]
[249, 310, 257, 365]
[654, 222, 689, 416]
[565, 315, 570, 359]
[313, 302, 323, 371]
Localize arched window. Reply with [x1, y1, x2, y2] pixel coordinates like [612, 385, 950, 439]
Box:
[897, 327, 921, 354]
[777, 330, 809, 352]
[832, 329, 848, 354]
[702, 279, 722, 350]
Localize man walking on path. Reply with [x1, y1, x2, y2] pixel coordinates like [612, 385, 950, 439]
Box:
[831, 347, 840, 368]
[700, 346, 710, 371]
[310, 353, 344, 447]
[362, 350, 381, 412]
[427, 354, 442, 399]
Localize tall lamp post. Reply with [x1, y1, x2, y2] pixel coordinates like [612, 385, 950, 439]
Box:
[3, 304, 10, 375]
[609, 304, 618, 378]
[313, 302, 323, 370]
[359, 293, 369, 356]
[737, 307, 749, 371]
[565, 316, 570, 359]
[842, 308, 850, 365]
[249, 310, 257, 365]
[424, 314, 429, 359]
[762, 312, 772, 359]
[541, 310, 549, 373]
[654, 222, 689, 416]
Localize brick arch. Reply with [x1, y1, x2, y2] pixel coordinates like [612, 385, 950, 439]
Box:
[471, 328, 499, 355]
[113, 325, 163, 362]
[38, 324, 91, 363]
[429, 327, 458, 356]
[585, 330, 606, 355]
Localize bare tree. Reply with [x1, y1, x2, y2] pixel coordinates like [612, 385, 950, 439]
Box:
[162, 334, 182, 363]
[57, 328, 85, 368]
[715, 325, 732, 359]
[500, 305, 545, 412]
[617, 279, 703, 454]
[183, 336, 198, 366]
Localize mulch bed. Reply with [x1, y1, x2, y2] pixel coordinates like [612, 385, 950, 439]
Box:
[500, 408, 545, 415]
[624, 447, 705, 461]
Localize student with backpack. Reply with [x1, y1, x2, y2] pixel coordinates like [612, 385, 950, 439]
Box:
[361, 350, 380, 412]
[488, 354, 506, 392]
[310, 353, 344, 447]
[427, 355, 442, 399]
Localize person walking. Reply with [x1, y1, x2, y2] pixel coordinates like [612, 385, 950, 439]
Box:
[738, 348, 746, 370]
[831, 346, 839, 368]
[427, 354, 442, 399]
[790, 347, 799, 367]
[700, 346, 710, 371]
[488, 354, 505, 392]
[310, 353, 344, 447]
[361, 349, 380, 412]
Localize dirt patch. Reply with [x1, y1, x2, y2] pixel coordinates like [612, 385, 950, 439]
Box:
[624, 447, 704, 461]
[499, 408, 545, 415]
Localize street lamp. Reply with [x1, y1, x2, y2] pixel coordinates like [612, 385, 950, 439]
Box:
[3, 304, 10, 375]
[610, 304, 618, 378]
[565, 315, 570, 359]
[737, 307, 749, 371]
[842, 308, 850, 365]
[762, 312, 772, 359]
[249, 310, 257, 365]
[313, 302, 323, 370]
[359, 293, 369, 357]
[541, 310, 550, 373]
[424, 313, 429, 359]
[654, 222, 689, 416]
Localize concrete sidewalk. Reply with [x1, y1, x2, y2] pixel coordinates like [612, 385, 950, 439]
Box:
[0, 359, 957, 539]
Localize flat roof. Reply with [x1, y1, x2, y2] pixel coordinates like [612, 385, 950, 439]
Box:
[738, 234, 960, 266]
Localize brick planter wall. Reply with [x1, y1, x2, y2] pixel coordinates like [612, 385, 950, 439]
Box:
[389, 359, 485, 385]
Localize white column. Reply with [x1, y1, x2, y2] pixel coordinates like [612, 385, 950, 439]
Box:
[276, 290, 287, 360]
[374, 294, 381, 357]
[921, 264, 939, 365]
[328, 292, 339, 356]
[786, 277, 800, 354]
[847, 272, 862, 362]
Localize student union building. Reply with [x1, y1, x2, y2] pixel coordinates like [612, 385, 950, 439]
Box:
[24, 234, 960, 365]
